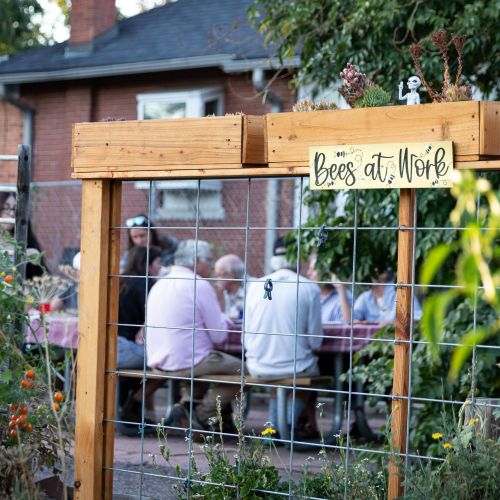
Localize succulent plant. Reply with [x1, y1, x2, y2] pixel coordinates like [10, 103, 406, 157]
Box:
[292, 100, 338, 112]
[354, 85, 392, 108]
[339, 63, 369, 107]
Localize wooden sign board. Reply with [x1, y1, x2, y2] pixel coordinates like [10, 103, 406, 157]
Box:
[309, 141, 453, 190]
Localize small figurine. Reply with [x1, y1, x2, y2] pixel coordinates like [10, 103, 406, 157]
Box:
[398, 76, 421, 105]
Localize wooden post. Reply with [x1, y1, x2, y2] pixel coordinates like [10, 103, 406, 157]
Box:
[74, 180, 114, 500]
[103, 182, 122, 500]
[13, 144, 31, 280]
[388, 188, 416, 499]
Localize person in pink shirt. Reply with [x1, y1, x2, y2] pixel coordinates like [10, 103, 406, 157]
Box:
[146, 239, 242, 431]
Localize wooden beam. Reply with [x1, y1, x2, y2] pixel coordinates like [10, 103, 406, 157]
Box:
[72, 165, 310, 180]
[267, 101, 483, 164]
[242, 115, 267, 165]
[102, 181, 122, 500]
[456, 159, 500, 171]
[388, 188, 416, 499]
[480, 101, 500, 156]
[74, 180, 112, 500]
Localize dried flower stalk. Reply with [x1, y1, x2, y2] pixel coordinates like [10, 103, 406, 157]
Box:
[409, 29, 472, 103]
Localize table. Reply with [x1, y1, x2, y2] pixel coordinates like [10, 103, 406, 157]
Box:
[220, 321, 380, 354]
[25, 311, 79, 349]
[25, 311, 78, 393]
[220, 322, 381, 445]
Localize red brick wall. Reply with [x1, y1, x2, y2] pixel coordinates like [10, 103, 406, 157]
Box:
[69, 0, 116, 45]
[17, 69, 296, 272]
[0, 100, 23, 184]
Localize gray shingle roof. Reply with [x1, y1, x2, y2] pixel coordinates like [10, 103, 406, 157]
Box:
[0, 0, 295, 83]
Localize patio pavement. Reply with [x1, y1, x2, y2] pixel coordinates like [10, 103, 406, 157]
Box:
[110, 390, 388, 499]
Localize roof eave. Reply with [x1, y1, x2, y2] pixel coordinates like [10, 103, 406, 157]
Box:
[0, 55, 300, 84]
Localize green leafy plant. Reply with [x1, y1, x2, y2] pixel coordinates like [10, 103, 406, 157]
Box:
[155, 395, 388, 499]
[404, 418, 500, 499]
[348, 297, 499, 456]
[248, 1, 499, 98]
[421, 170, 499, 379]
[0, 232, 73, 499]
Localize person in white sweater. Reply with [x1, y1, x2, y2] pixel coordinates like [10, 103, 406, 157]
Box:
[244, 237, 323, 431]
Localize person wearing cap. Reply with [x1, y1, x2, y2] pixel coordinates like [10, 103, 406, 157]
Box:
[353, 267, 422, 323]
[244, 236, 323, 432]
[120, 214, 178, 272]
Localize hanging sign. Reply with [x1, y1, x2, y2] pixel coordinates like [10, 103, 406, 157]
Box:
[309, 141, 453, 190]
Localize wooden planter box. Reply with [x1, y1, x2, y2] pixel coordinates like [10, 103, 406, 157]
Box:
[266, 101, 500, 170]
[72, 115, 266, 179]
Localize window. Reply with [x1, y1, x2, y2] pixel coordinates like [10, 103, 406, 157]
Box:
[136, 88, 223, 120]
[135, 88, 224, 220]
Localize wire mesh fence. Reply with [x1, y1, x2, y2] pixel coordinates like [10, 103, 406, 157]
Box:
[85, 175, 499, 499]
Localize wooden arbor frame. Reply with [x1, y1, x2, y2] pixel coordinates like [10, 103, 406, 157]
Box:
[71, 101, 500, 500]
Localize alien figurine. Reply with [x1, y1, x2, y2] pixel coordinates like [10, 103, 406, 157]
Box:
[398, 76, 421, 105]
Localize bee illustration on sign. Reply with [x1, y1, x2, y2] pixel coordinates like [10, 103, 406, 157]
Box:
[387, 161, 397, 185]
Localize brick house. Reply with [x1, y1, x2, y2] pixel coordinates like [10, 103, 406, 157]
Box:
[0, 0, 299, 275]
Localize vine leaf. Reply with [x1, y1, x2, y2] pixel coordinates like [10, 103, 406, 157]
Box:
[421, 289, 458, 361]
[420, 243, 454, 287]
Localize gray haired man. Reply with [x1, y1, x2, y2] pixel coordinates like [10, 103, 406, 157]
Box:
[214, 254, 246, 320]
[146, 239, 242, 432]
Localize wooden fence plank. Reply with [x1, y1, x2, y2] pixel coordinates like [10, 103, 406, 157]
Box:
[74, 180, 112, 500]
[388, 188, 416, 499]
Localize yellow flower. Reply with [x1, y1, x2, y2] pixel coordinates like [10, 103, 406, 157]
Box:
[261, 428, 277, 436]
[432, 432, 443, 440]
[443, 443, 453, 450]
[468, 418, 479, 426]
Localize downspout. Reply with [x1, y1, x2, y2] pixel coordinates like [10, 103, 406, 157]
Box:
[0, 84, 34, 152]
[252, 69, 281, 274]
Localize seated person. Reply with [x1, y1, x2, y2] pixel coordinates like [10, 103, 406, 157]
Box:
[121, 214, 177, 272]
[116, 246, 162, 433]
[244, 237, 323, 432]
[0, 192, 46, 279]
[353, 267, 422, 323]
[306, 252, 352, 322]
[146, 239, 242, 432]
[51, 251, 80, 312]
[214, 254, 246, 320]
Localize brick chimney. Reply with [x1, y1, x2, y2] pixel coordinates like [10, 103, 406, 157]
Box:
[67, 0, 117, 55]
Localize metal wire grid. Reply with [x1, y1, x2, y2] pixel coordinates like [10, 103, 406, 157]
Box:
[104, 176, 498, 499]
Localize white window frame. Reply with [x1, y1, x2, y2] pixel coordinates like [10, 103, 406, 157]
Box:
[136, 87, 223, 120]
[135, 87, 225, 220]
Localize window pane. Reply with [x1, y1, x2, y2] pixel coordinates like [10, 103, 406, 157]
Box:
[143, 102, 186, 120]
[204, 99, 219, 116]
